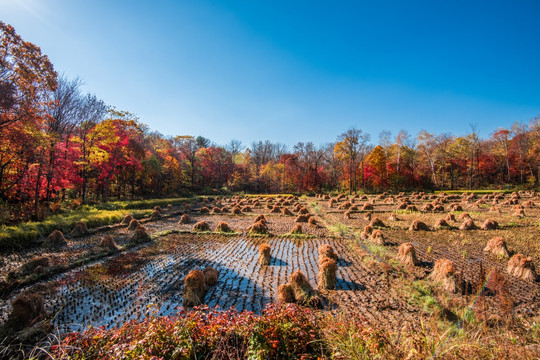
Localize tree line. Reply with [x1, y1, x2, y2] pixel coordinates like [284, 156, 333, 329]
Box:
[1, 22, 539, 221]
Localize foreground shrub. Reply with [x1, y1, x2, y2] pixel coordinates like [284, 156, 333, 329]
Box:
[55, 304, 329, 359]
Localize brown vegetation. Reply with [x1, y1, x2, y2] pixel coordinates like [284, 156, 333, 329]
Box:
[192, 221, 210, 232]
[507, 254, 536, 282]
[183, 269, 207, 307]
[483, 237, 510, 258]
[397, 242, 420, 266]
[258, 243, 271, 265]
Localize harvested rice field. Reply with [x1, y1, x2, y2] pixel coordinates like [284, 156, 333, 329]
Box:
[1, 192, 539, 359]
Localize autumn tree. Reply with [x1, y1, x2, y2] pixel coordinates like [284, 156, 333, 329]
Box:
[334, 128, 371, 193]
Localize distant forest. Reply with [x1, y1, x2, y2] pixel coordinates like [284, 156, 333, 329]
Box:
[1, 22, 539, 220]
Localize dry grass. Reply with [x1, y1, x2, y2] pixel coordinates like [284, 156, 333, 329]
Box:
[43, 230, 67, 250]
[507, 253, 536, 281]
[203, 267, 219, 286]
[183, 269, 207, 307]
[398, 242, 420, 266]
[409, 219, 430, 231]
[317, 258, 338, 290]
[192, 221, 210, 232]
[127, 218, 140, 230]
[483, 236, 510, 258]
[258, 243, 271, 265]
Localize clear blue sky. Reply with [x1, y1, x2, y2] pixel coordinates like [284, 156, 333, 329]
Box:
[2, 0, 539, 147]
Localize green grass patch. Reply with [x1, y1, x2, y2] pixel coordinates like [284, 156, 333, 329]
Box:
[88, 197, 192, 211]
[283, 233, 316, 239]
[0, 209, 151, 251]
[407, 280, 442, 315]
[328, 222, 351, 236]
[435, 189, 511, 194]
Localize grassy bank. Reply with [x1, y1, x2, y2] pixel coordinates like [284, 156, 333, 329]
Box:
[0, 197, 193, 251]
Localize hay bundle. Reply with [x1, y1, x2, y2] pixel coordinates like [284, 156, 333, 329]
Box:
[513, 208, 525, 217]
[290, 223, 303, 234]
[184, 203, 192, 211]
[241, 206, 252, 213]
[98, 235, 118, 252]
[421, 203, 434, 212]
[277, 284, 295, 303]
[317, 258, 338, 290]
[369, 217, 386, 228]
[281, 207, 293, 216]
[289, 270, 320, 306]
[445, 213, 456, 222]
[459, 212, 472, 221]
[192, 221, 210, 232]
[432, 204, 445, 212]
[489, 206, 501, 213]
[338, 202, 352, 210]
[318, 244, 338, 264]
[18, 256, 50, 276]
[248, 220, 269, 235]
[221, 206, 230, 213]
[258, 243, 271, 265]
[481, 219, 498, 230]
[43, 230, 67, 250]
[409, 220, 430, 231]
[212, 207, 221, 214]
[308, 217, 318, 227]
[350, 204, 359, 211]
[370, 229, 387, 245]
[363, 212, 372, 221]
[507, 254, 536, 281]
[5, 293, 45, 331]
[203, 267, 219, 286]
[179, 214, 191, 224]
[121, 214, 134, 225]
[450, 204, 463, 212]
[215, 221, 233, 233]
[154, 206, 163, 213]
[70, 221, 89, 237]
[344, 210, 351, 219]
[388, 212, 399, 221]
[151, 209, 161, 220]
[484, 237, 510, 258]
[405, 205, 418, 212]
[199, 207, 210, 215]
[295, 214, 311, 223]
[522, 200, 535, 208]
[232, 206, 242, 215]
[328, 199, 335, 207]
[429, 259, 460, 293]
[127, 219, 141, 230]
[398, 242, 420, 266]
[254, 214, 267, 224]
[433, 219, 450, 229]
[396, 202, 408, 210]
[459, 219, 477, 230]
[183, 269, 207, 307]
[362, 203, 374, 211]
[270, 205, 282, 213]
[130, 226, 151, 243]
[298, 207, 310, 214]
[512, 204, 524, 211]
[293, 203, 302, 212]
[361, 225, 373, 239]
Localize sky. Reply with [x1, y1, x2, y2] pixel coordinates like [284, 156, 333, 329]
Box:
[2, 0, 539, 147]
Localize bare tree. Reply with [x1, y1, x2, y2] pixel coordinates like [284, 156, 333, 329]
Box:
[76, 94, 108, 203]
[335, 128, 371, 193]
[379, 130, 392, 181]
[43, 75, 84, 201]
